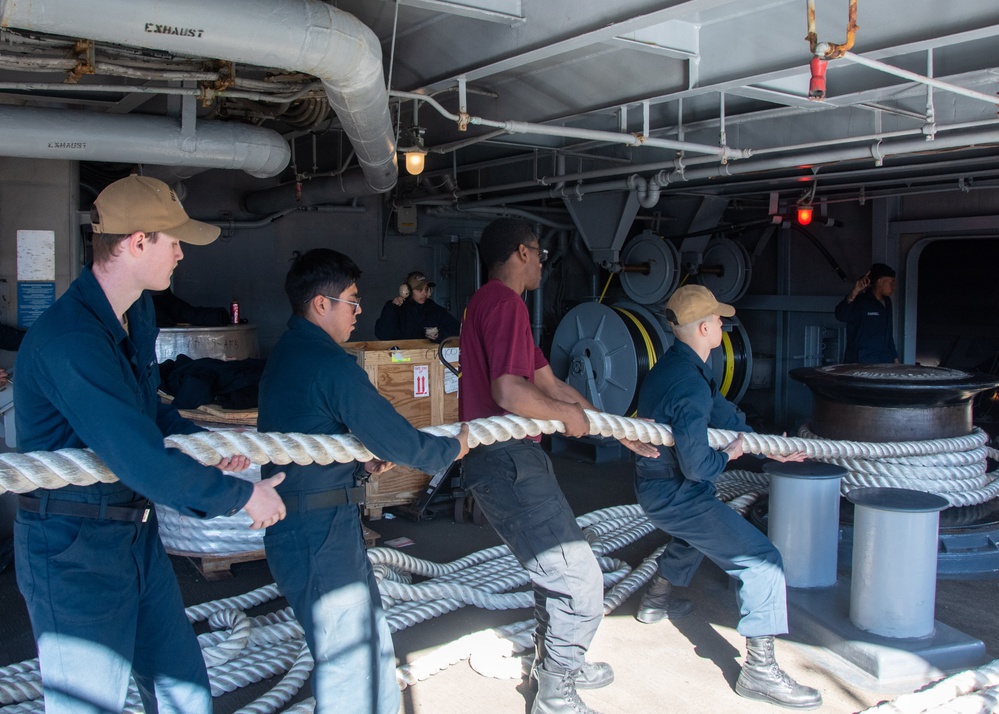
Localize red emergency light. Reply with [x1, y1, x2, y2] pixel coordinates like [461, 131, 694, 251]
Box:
[796, 206, 814, 225]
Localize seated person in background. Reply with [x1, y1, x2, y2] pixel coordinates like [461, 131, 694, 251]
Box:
[152, 287, 232, 327]
[374, 271, 460, 342]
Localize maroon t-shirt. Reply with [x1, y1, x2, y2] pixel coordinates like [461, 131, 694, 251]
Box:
[459, 279, 548, 422]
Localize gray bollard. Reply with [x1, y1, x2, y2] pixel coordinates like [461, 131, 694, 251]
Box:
[764, 461, 846, 588]
[847, 487, 949, 639]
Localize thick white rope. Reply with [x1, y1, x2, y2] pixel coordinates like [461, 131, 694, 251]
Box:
[857, 658, 999, 714]
[2, 410, 995, 506]
[5, 470, 992, 714]
[0, 503, 687, 714]
[1, 410, 996, 712]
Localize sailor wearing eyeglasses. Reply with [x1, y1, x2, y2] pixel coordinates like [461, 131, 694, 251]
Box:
[258, 249, 470, 714]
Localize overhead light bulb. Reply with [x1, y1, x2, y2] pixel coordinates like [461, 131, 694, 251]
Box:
[402, 124, 427, 176]
[405, 150, 426, 176]
[797, 206, 813, 225]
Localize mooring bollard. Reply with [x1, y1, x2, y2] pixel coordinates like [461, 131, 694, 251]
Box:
[765, 461, 846, 588]
[847, 487, 949, 639]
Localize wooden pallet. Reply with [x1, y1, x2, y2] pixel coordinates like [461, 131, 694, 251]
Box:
[168, 525, 381, 580]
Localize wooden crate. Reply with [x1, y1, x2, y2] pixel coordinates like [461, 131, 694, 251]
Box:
[344, 339, 458, 428]
[343, 339, 460, 518]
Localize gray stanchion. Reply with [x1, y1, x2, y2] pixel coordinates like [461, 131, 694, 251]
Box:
[764, 461, 846, 588]
[847, 487, 949, 639]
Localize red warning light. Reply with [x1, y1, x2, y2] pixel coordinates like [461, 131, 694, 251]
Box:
[797, 206, 813, 226]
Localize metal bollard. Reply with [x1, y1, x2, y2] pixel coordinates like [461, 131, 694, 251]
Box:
[847, 487, 949, 639]
[765, 461, 846, 588]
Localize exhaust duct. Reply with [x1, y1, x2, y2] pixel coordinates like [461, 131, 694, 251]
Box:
[0, 106, 290, 178]
[0, 0, 397, 191]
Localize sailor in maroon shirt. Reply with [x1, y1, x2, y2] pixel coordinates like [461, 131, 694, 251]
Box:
[460, 218, 658, 714]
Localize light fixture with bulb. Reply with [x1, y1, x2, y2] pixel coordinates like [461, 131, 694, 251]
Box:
[402, 125, 427, 176]
[795, 179, 818, 226]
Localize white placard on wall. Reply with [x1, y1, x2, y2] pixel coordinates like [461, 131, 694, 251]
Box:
[17, 230, 56, 281]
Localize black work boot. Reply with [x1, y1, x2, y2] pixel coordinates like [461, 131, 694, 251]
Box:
[735, 636, 822, 710]
[635, 574, 694, 624]
[529, 636, 614, 691]
[530, 658, 614, 691]
[531, 666, 602, 714]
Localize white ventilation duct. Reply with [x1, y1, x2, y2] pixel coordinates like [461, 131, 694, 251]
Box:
[0, 0, 397, 191]
[0, 106, 290, 178]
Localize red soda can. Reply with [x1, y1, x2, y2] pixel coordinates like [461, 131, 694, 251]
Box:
[230, 301, 240, 324]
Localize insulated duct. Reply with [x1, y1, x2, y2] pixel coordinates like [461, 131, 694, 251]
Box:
[0, 0, 397, 191]
[0, 106, 290, 178]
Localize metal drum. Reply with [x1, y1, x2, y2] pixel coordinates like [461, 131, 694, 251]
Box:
[790, 363, 999, 578]
[789, 364, 999, 441]
[155, 325, 259, 363]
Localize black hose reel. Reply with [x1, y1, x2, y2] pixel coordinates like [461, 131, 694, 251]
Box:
[550, 301, 752, 416]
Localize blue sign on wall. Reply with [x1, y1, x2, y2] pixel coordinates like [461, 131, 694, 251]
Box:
[17, 282, 56, 328]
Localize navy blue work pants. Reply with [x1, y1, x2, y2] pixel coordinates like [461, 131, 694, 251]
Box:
[14, 505, 211, 714]
[463, 441, 604, 674]
[635, 470, 788, 637]
[264, 505, 399, 714]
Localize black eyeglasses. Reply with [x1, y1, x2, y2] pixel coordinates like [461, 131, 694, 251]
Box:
[525, 244, 549, 263]
[323, 295, 362, 313]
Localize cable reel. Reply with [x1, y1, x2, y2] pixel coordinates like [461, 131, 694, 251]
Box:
[694, 237, 752, 303]
[619, 232, 681, 305]
[551, 302, 753, 415]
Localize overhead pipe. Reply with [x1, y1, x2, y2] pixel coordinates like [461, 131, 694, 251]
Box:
[391, 90, 748, 161]
[0, 105, 289, 178]
[628, 174, 661, 209]
[653, 128, 999, 187]
[0, 0, 397, 192]
[413, 127, 999, 209]
[416, 116, 999, 206]
[243, 171, 372, 214]
[428, 207, 574, 231]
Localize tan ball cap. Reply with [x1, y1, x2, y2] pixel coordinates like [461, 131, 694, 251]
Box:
[92, 175, 220, 245]
[664, 284, 736, 325]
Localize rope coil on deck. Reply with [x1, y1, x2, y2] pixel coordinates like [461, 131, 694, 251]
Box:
[1, 410, 996, 506]
[0, 503, 685, 714]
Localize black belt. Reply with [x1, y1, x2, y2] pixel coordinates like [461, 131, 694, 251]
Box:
[285, 486, 366, 513]
[470, 438, 536, 454]
[18, 495, 152, 523]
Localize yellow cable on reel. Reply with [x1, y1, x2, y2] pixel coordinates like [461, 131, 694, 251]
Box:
[614, 306, 658, 417]
[720, 330, 736, 398]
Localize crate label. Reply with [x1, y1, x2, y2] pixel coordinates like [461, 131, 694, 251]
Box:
[414, 364, 429, 397]
[391, 352, 411, 363]
[442, 346, 460, 394]
[444, 369, 459, 394]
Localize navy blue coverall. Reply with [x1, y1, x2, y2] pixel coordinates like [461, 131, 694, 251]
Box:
[257, 315, 459, 714]
[635, 341, 788, 637]
[14, 266, 252, 714]
[834, 290, 898, 363]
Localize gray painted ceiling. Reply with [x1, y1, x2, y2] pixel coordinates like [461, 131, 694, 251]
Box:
[2, 0, 999, 206]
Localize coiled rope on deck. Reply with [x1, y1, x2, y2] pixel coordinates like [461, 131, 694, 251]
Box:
[857, 658, 999, 713]
[0, 503, 687, 714]
[1, 410, 996, 505]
